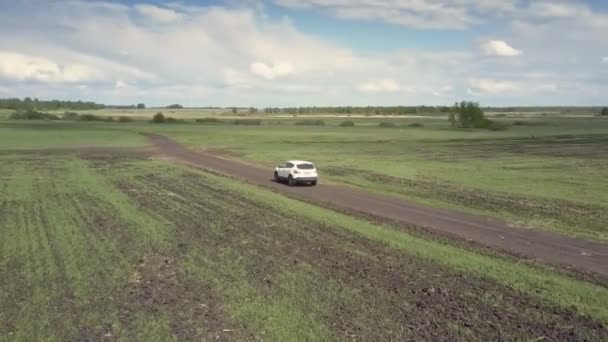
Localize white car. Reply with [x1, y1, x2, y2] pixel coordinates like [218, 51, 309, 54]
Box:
[274, 160, 318, 186]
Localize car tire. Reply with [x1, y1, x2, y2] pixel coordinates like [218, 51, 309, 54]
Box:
[274, 172, 280, 183]
[310, 180, 317, 186]
[288, 175, 296, 186]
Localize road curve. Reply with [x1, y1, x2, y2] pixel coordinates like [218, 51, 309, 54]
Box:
[146, 134, 608, 279]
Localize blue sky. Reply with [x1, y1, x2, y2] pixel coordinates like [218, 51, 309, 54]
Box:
[0, 0, 607, 106]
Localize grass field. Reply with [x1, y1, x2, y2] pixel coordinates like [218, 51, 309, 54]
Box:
[0, 122, 146, 149]
[138, 115, 608, 242]
[1, 149, 607, 340]
[2, 114, 607, 243]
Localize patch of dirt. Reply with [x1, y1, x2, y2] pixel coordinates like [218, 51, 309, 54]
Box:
[118, 253, 227, 341]
[202, 147, 246, 158]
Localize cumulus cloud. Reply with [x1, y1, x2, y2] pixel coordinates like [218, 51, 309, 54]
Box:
[468, 78, 520, 94]
[529, 2, 584, 19]
[0, 1, 606, 106]
[481, 40, 522, 57]
[468, 78, 560, 95]
[275, 0, 525, 29]
[0, 51, 99, 82]
[358, 79, 401, 93]
[276, 0, 479, 29]
[114, 80, 130, 89]
[250, 61, 294, 79]
[134, 4, 183, 23]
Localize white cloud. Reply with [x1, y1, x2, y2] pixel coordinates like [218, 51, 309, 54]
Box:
[0, 51, 99, 82]
[468, 78, 560, 95]
[529, 2, 584, 19]
[134, 4, 183, 23]
[250, 61, 294, 79]
[480, 40, 522, 57]
[114, 80, 129, 89]
[358, 79, 401, 93]
[275, 0, 521, 29]
[469, 78, 520, 94]
[0, 1, 606, 106]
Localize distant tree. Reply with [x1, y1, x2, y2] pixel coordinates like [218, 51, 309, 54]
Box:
[166, 104, 183, 109]
[602, 107, 608, 116]
[232, 107, 237, 114]
[249, 107, 258, 114]
[449, 101, 490, 128]
[137, 103, 146, 109]
[23, 97, 34, 110]
[152, 112, 165, 123]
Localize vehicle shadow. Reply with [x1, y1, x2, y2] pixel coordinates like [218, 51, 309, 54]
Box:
[271, 179, 317, 187]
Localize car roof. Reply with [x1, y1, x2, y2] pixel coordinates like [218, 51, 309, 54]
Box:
[286, 160, 314, 165]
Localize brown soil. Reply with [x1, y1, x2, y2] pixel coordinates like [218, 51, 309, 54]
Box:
[144, 133, 608, 281]
[117, 254, 227, 341]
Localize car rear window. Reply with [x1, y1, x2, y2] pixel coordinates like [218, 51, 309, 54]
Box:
[297, 163, 315, 170]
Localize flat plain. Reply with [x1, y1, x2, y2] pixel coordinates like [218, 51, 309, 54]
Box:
[1, 112, 607, 340]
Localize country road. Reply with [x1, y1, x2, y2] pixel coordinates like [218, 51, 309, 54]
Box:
[146, 133, 608, 279]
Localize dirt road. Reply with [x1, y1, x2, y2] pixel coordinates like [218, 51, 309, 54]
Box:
[147, 134, 608, 279]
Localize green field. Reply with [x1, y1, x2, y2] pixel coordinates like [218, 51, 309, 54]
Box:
[138, 115, 608, 242]
[0, 122, 146, 149]
[1, 113, 607, 339]
[3, 114, 607, 242]
[1, 150, 607, 340]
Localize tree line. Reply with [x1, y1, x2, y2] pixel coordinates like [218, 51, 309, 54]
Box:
[259, 106, 451, 115]
[0, 97, 105, 110]
[2, 97, 606, 116]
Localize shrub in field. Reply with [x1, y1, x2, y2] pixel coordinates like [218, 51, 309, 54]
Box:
[449, 101, 490, 128]
[408, 122, 424, 127]
[118, 116, 134, 123]
[195, 118, 222, 124]
[152, 112, 165, 123]
[512, 120, 546, 127]
[165, 117, 181, 123]
[10, 109, 59, 120]
[62, 112, 79, 120]
[295, 120, 325, 126]
[79, 114, 106, 121]
[233, 119, 262, 125]
[339, 120, 355, 127]
[379, 122, 396, 128]
[486, 121, 510, 131]
[602, 107, 608, 116]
